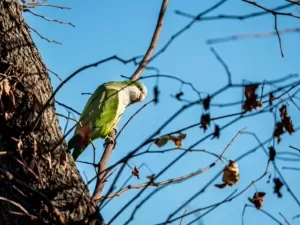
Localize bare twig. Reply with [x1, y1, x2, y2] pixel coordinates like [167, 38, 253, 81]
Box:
[210, 47, 232, 85]
[0, 196, 37, 220]
[274, 14, 284, 57]
[289, 145, 300, 153]
[282, 166, 300, 171]
[242, 204, 283, 225]
[26, 9, 75, 27]
[22, 2, 71, 10]
[279, 212, 291, 225]
[47, 68, 62, 81]
[55, 100, 81, 115]
[130, 0, 169, 81]
[175, 3, 294, 21]
[242, 0, 300, 19]
[207, 27, 300, 45]
[27, 25, 62, 44]
[147, 0, 227, 64]
[179, 210, 187, 225]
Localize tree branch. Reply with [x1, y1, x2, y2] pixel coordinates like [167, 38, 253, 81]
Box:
[130, 0, 169, 81]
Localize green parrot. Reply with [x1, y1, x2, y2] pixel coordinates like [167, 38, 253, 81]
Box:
[68, 80, 147, 160]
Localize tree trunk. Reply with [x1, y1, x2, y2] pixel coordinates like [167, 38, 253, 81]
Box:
[0, 0, 104, 224]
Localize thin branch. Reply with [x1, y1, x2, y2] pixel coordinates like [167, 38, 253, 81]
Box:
[289, 145, 300, 153]
[147, 0, 227, 64]
[135, 147, 227, 161]
[287, 0, 300, 6]
[242, 204, 283, 225]
[279, 212, 291, 225]
[47, 68, 62, 81]
[0, 196, 37, 220]
[55, 100, 81, 115]
[187, 190, 237, 225]
[210, 47, 232, 85]
[207, 27, 300, 45]
[175, 3, 294, 21]
[282, 166, 300, 171]
[23, 2, 71, 10]
[26, 9, 75, 27]
[274, 14, 284, 57]
[56, 113, 79, 123]
[179, 210, 187, 225]
[242, 0, 300, 19]
[130, 0, 169, 81]
[27, 25, 62, 44]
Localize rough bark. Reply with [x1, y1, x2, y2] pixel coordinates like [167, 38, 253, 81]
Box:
[0, 0, 104, 224]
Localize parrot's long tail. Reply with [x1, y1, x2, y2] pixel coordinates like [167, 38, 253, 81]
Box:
[68, 136, 83, 161]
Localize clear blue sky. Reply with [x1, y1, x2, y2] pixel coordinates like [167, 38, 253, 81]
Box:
[24, 1, 300, 224]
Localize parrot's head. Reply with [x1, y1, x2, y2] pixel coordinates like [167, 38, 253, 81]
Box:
[128, 81, 147, 103]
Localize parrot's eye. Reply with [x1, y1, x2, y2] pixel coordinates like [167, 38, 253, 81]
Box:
[137, 85, 145, 94]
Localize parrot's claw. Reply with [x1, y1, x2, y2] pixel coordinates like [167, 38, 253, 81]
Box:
[112, 127, 118, 136]
[104, 136, 117, 149]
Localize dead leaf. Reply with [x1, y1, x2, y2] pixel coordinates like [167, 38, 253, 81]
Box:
[154, 136, 170, 147]
[203, 96, 211, 111]
[215, 160, 239, 188]
[273, 178, 283, 198]
[268, 147, 276, 161]
[274, 105, 295, 143]
[212, 125, 220, 139]
[282, 116, 295, 135]
[170, 133, 186, 148]
[200, 113, 210, 132]
[132, 166, 139, 179]
[242, 84, 262, 112]
[155, 133, 187, 148]
[76, 123, 92, 149]
[249, 192, 266, 209]
[274, 122, 284, 143]
[279, 105, 287, 119]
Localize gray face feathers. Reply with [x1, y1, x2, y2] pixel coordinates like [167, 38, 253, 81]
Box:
[128, 82, 147, 103]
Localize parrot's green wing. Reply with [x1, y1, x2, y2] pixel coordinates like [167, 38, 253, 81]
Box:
[70, 85, 120, 160]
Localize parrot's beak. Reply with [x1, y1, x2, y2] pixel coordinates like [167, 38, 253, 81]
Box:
[138, 92, 146, 102]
